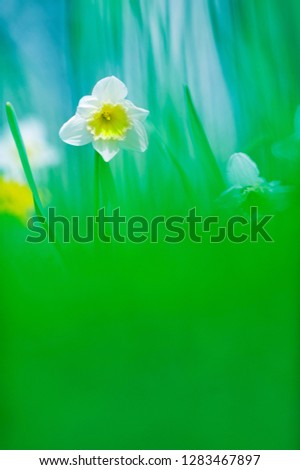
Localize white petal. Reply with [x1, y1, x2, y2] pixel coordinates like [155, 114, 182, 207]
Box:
[59, 114, 92, 146]
[226, 152, 263, 187]
[0, 166, 25, 184]
[77, 95, 100, 118]
[123, 100, 149, 121]
[92, 140, 120, 162]
[121, 121, 148, 152]
[92, 76, 128, 103]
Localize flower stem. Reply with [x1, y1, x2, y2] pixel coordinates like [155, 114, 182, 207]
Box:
[94, 151, 100, 214]
[94, 151, 118, 212]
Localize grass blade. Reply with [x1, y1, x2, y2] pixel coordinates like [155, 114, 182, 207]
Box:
[5, 102, 44, 217]
[184, 86, 225, 196]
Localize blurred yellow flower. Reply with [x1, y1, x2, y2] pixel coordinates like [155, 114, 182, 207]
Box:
[0, 177, 33, 221]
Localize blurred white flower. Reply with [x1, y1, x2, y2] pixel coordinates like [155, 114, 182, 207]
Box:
[0, 117, 58, 183]
[226, 152, 264, 188]
[59, 76, 149, 162]
[220, 152, 290, 211]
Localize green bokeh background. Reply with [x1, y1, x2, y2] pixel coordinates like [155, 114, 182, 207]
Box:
[0, 0, 299, 449]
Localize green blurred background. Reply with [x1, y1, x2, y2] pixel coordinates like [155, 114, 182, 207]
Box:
[0, 0, 299, 449]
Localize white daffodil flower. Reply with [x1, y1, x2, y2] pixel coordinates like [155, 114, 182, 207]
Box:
[0, 117, 58, 183]
[59, 76, 149, 162]
[220, 152, 290, 211]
